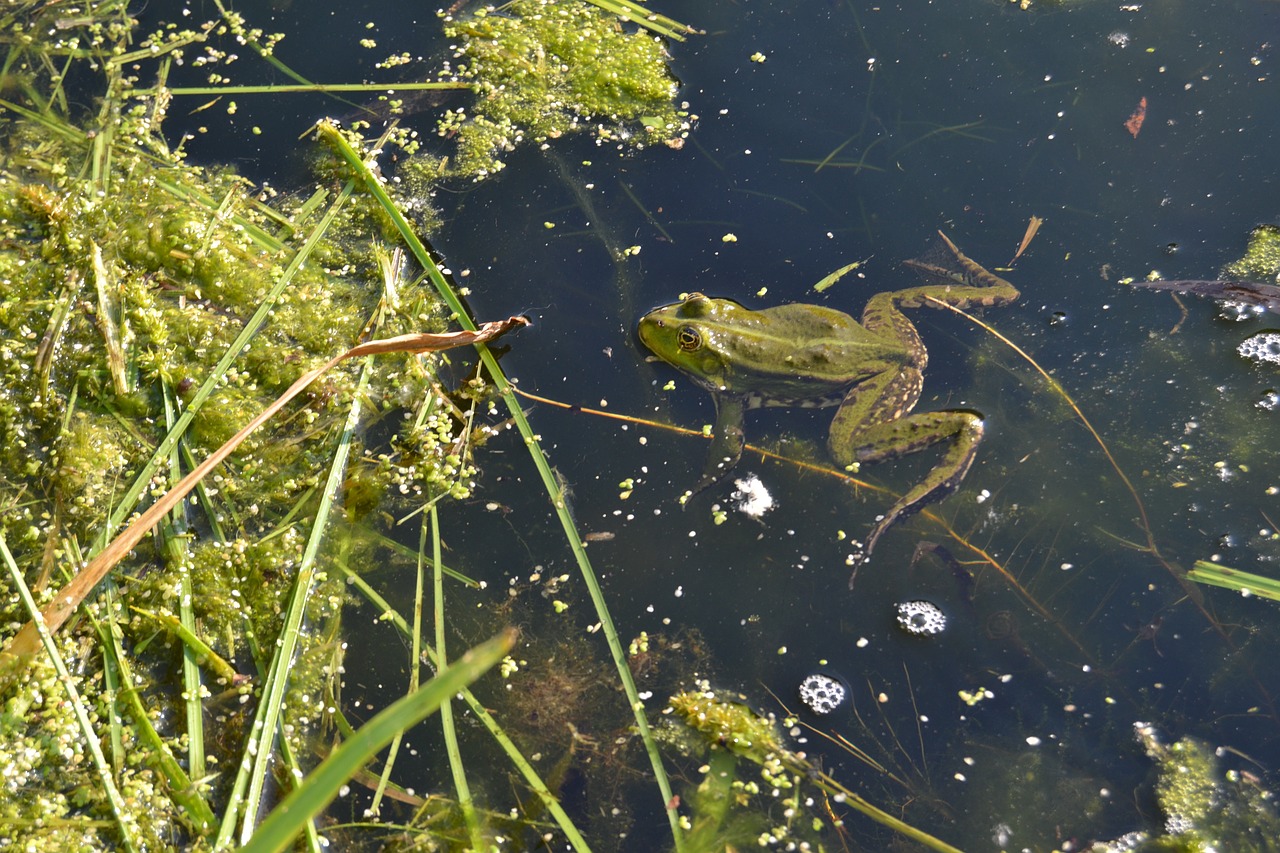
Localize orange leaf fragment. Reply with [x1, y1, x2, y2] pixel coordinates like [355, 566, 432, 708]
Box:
[1125, 96, 1148, 138]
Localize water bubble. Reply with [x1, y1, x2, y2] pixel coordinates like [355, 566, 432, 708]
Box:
[798, 673, 847, 715]
[1240, 332, 1280, 365]
[895, 600, 947, 636]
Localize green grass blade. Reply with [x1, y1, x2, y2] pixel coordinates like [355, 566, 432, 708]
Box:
[431, 504, 485, 847]
[163, 390, 207, 786]
[96, 180, 354, 561]
[238, 629, 516, 853]
[228, 357, 374, 846]
[336, 551, 594, 850]
[98, 612, 218, 834]
[582, 0, 698, 40]
[1188, 560, 1280, 601]
[147, 81, 469, 97]
[318, 120, 682, 851]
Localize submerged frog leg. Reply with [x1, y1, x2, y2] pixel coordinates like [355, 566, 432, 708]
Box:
[829, 367, 984, 583]
[849, 410, 983, 578]
[691, 394, 746, 497]
[895, 232, 1021, 310]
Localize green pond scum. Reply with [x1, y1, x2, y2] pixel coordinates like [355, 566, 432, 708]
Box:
[1222, 224, 1280, 283]
[1085, 724, 1280, 852]
[439, 0, 691, 178]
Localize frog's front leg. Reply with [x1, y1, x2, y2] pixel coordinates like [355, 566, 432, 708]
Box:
[829, 367, 983, 585]
[690, 394, 746, 497]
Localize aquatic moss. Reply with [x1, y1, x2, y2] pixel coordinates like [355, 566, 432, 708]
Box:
[0, 7, 484, 846]
[1221, 224, 1280, 283]
[1135, 723, 1280, 851]
[439, 0, 689, 177]
[0, 637, 183, 847]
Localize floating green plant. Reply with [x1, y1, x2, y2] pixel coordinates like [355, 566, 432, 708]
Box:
[1222, 224, 1280, 283]
[439, 0, 692, 177]
[1120, 723, 1280, 851]
[668, 688, 964, 852]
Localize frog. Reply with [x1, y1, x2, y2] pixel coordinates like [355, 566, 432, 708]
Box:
[637, 232, 1019, 585]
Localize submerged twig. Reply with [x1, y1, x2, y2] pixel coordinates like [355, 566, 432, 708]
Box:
[1130, 278, 1280, 315]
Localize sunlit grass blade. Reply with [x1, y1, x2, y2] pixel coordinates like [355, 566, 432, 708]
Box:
[98, 608, 218, 834]
[162, 389, 208, 788]
[0, 180, 355, 677]
[318, 119, 684, 850]
[1188, 561, 1280, 602]
[237, 629, 516, 853]
[145, 81, 470, 97]
[582, 0, 698, 40]
[335, 538, 595, 850]
[430, 504, 486, 847]
[231, 357, 373, 846]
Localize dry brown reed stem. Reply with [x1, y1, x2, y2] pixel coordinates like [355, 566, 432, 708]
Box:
[0, 317, 528, 681]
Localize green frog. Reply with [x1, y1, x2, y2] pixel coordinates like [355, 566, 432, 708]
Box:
[637, 233, 1018, 584]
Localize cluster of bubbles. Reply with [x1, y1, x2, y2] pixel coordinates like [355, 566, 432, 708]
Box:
[1238, 332, 1280, 365]
[895, 600, 947, 636]
[797, 673, 846, 715]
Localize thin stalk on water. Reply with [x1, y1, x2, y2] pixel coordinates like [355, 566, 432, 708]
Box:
[318, 120, 683, 850]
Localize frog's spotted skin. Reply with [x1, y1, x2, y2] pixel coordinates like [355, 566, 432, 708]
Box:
[638, 233, 1018, 584]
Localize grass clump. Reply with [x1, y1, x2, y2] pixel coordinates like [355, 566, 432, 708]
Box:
[439, 0, 691, 178]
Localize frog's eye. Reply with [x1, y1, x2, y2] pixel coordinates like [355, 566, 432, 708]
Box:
[677, 326, 702, 351]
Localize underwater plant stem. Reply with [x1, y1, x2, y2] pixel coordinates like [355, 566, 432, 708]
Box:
[810, 770, 962, 853]
[337, 557, 593, 848]
[237, 630, 516, 853]
[317, 120, 684, 850]
[924, 299, 1236, 616]
[431, 504, 486, 848]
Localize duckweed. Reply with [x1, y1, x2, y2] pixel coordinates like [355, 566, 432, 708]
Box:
[1221, 224, 1280, 283]
[440, 0, 690, 177]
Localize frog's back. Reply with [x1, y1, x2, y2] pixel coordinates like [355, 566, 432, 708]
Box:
[721, 302, 905, 394]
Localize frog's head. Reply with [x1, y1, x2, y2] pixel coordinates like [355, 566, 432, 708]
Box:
[637, 292, 738, 389]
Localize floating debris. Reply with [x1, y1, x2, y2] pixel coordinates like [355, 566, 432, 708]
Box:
[1125, 96, 1148, 138]
[1237, 332, 1280, 365]
[731, 474, 775, 519]
[896, 600, 947, 636]
[798, 673, 847, 715]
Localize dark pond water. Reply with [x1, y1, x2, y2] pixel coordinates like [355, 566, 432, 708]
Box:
[165, 0, 1280, 848]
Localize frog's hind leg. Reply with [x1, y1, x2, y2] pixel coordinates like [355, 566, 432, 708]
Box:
[829, 367, 984, 584]
[852, 409, 984, 572]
